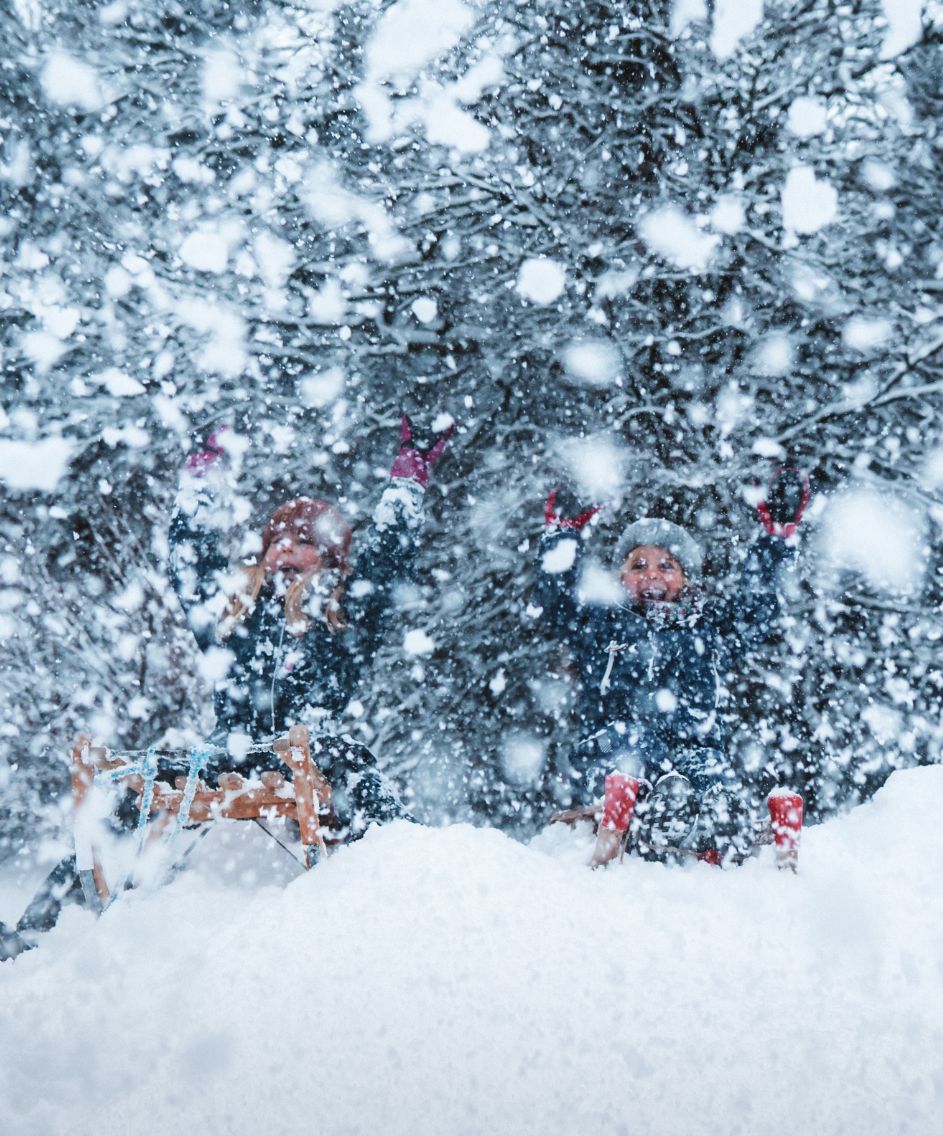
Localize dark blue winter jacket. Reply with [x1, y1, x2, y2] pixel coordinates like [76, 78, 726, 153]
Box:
[534, 529, 793, 798]
[169, 481, 424, 741]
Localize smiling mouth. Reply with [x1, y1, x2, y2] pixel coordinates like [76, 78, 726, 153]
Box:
[639, 585, 668, 601]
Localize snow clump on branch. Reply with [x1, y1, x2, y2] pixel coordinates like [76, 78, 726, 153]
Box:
[782, 166, 838, 234]
[560, 339, 622, 388]
[638, 207, 720, 272]
[516, 258, 567, 305]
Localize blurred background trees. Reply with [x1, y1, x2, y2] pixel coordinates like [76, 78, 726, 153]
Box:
[2, 0, 942, 853]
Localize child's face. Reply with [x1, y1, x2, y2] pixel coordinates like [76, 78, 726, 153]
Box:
[262, 533, 324, 579]
[619, 545, 687, 603]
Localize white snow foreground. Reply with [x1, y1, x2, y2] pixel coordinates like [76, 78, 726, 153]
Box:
[2, 768, 943, 1136]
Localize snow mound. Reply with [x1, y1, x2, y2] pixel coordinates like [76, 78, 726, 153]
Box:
[2, 767, 942, 1135]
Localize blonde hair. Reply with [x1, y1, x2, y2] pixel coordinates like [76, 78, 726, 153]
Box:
[217, 563, 349, 641]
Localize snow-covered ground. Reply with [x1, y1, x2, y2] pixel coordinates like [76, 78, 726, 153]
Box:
[2, 767, 942, 1136]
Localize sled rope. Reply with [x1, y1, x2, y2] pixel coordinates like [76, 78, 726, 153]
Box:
[107, 747, 162, 902]
[103, 758, 147, 782]
[164, 823, 216, 885]
[175, 745, 212, 832]
[252, 818, 306, 870]
[136, 747, 158, 833]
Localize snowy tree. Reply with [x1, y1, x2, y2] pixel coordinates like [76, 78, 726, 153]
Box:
[1, 0, 942, 853]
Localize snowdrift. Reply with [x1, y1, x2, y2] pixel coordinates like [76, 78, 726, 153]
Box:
[2, 767, 942, 1136]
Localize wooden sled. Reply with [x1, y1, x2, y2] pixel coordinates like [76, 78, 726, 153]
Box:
[70, 723, 336, 912]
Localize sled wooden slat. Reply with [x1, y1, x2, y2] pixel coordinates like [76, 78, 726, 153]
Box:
[274, 724, 328, 867]
[70, 733, 95, 810]
[70, 724, 336, 907]
[70, 734, 113, 908]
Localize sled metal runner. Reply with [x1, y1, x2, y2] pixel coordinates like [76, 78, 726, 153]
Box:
[70, 723, 334, 910]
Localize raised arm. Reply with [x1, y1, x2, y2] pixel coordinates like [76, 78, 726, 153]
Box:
[343, 416, 453, 660]
[168, 427, 234, 651]
[531, 487, 601, 645]
[719, 467, 810, 649]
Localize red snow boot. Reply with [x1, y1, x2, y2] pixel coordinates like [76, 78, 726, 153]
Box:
[590, 773, 640, 867]
[767, 791, 803, 872]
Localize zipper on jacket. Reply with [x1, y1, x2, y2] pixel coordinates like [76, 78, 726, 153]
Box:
[600, 640, 627, 695]
[270, 619, 287, 735]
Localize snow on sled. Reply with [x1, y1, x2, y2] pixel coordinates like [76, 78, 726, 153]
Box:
[550, 773, 803, 871]
[70, 723, 338, 912]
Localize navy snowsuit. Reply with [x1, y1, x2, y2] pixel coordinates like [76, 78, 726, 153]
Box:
[168, 478, 427, 837]
[535, 528, 793, 850]
[9, 482, 425, 948]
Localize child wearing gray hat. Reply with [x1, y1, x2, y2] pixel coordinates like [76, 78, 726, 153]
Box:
[536, 470, 809, 863]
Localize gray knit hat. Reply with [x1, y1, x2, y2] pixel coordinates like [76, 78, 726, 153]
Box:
[616, 517, 704, 578]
